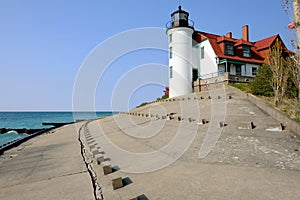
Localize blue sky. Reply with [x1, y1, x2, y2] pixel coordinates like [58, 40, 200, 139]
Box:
[0, 0, 295, 111]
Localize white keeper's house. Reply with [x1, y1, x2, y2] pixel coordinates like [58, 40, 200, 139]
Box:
[166, 6, 292, 98]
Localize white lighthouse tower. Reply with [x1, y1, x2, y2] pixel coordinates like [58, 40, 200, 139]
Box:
[166, 6, 194, 98]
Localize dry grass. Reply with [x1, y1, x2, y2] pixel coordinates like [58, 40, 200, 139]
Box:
[230, 83, 300, 122]
[260, 96, 300, 122]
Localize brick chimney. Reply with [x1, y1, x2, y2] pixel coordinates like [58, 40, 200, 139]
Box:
[226, 32, 232, 38]
[242, 25, 249, 41]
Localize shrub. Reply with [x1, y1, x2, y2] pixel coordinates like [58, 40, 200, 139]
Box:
[286, 77, 299, 99]
[250, 65, 274, 96]
[156, 94, 169, 101]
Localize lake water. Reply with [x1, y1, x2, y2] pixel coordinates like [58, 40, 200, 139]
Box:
[0, 112, 115, 147]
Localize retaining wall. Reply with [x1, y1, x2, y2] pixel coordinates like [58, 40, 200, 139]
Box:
[229, 86, 300, 136]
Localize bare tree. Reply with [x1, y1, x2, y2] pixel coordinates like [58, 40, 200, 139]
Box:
[282, 0, 300, 106]
[292, 0, 300, 48]
[265, 39, 289, 107]
[292, 0, 300, 106]
[282, 0, 300, 47]
[287, 54, 300, 96]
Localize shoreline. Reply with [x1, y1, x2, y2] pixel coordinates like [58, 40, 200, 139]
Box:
[0, 128, 55, 155]
[0, 122, 74, 155]
[1, 87, 300, 199]
[0, 121, 95, 200]
[0, 128, 47, 135]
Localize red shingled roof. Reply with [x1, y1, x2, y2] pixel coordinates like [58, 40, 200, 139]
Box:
[192, 31, 291, 65]
[255, 34, 278, 51]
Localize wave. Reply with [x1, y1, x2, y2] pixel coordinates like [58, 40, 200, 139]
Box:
[0, 131, 28, 147]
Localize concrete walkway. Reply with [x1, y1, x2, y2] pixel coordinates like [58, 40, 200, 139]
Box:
[0, 122, 94, 200]
[1, 86, 299, 199]
[82, 86, 300, 199]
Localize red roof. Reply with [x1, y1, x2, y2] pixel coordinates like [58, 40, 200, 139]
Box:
[255, 34, 278, 51]
[234, 39, 254, 47]
[192, 31, 291, 65]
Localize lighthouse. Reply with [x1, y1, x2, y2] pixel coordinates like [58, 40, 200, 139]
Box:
[166, 6, 194, 98]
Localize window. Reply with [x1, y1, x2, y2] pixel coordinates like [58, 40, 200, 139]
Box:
[252, 67, 258, 76]
[243, 46, 251, 58]
[179, 13, 188, 20]
[201, 47, 204, 59]
[169, 47, 172, 59]
[169, 34, 172, 43]
[170, 66, 173, 78]
[225, 43, 234, 55]
[172, 13, 178, 21]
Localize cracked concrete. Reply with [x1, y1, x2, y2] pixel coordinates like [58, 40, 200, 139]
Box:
[0, 123, 94, 200]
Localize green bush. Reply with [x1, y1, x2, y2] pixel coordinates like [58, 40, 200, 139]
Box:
[156, 94, 169, 101]
[286, 77, 299, 99]
[250, 65, 274, 96]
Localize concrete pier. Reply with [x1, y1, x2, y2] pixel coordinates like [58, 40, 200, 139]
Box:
[1, 86, 300, 199]
[0, 122, 94, 200]
[84, 86, 300, 199]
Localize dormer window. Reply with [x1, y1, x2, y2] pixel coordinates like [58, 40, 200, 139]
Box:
[243, 45, 251, 58]
[225, 42, 234, 55]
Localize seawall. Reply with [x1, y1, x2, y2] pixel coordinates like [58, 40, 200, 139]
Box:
[229, 85, 300, 135]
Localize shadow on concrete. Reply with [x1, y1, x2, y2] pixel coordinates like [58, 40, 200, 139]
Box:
[137, 194, 149, 200]
[112, 165, 120, 172]
[104, 157, 111, 162]
[122, 177, 133, 186]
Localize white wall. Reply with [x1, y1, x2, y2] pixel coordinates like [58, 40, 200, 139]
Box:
[218, 64, 225, 73]
[245, 63, 259, 77]
[198, 39, 218, 77]
[192, 46, 200, 75]
[241, 64, 246, 76]
[167, 27, 194, 98]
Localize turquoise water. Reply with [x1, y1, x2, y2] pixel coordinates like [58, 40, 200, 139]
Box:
[0, 131, 27, 146]
[0, 112, 116, 147]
